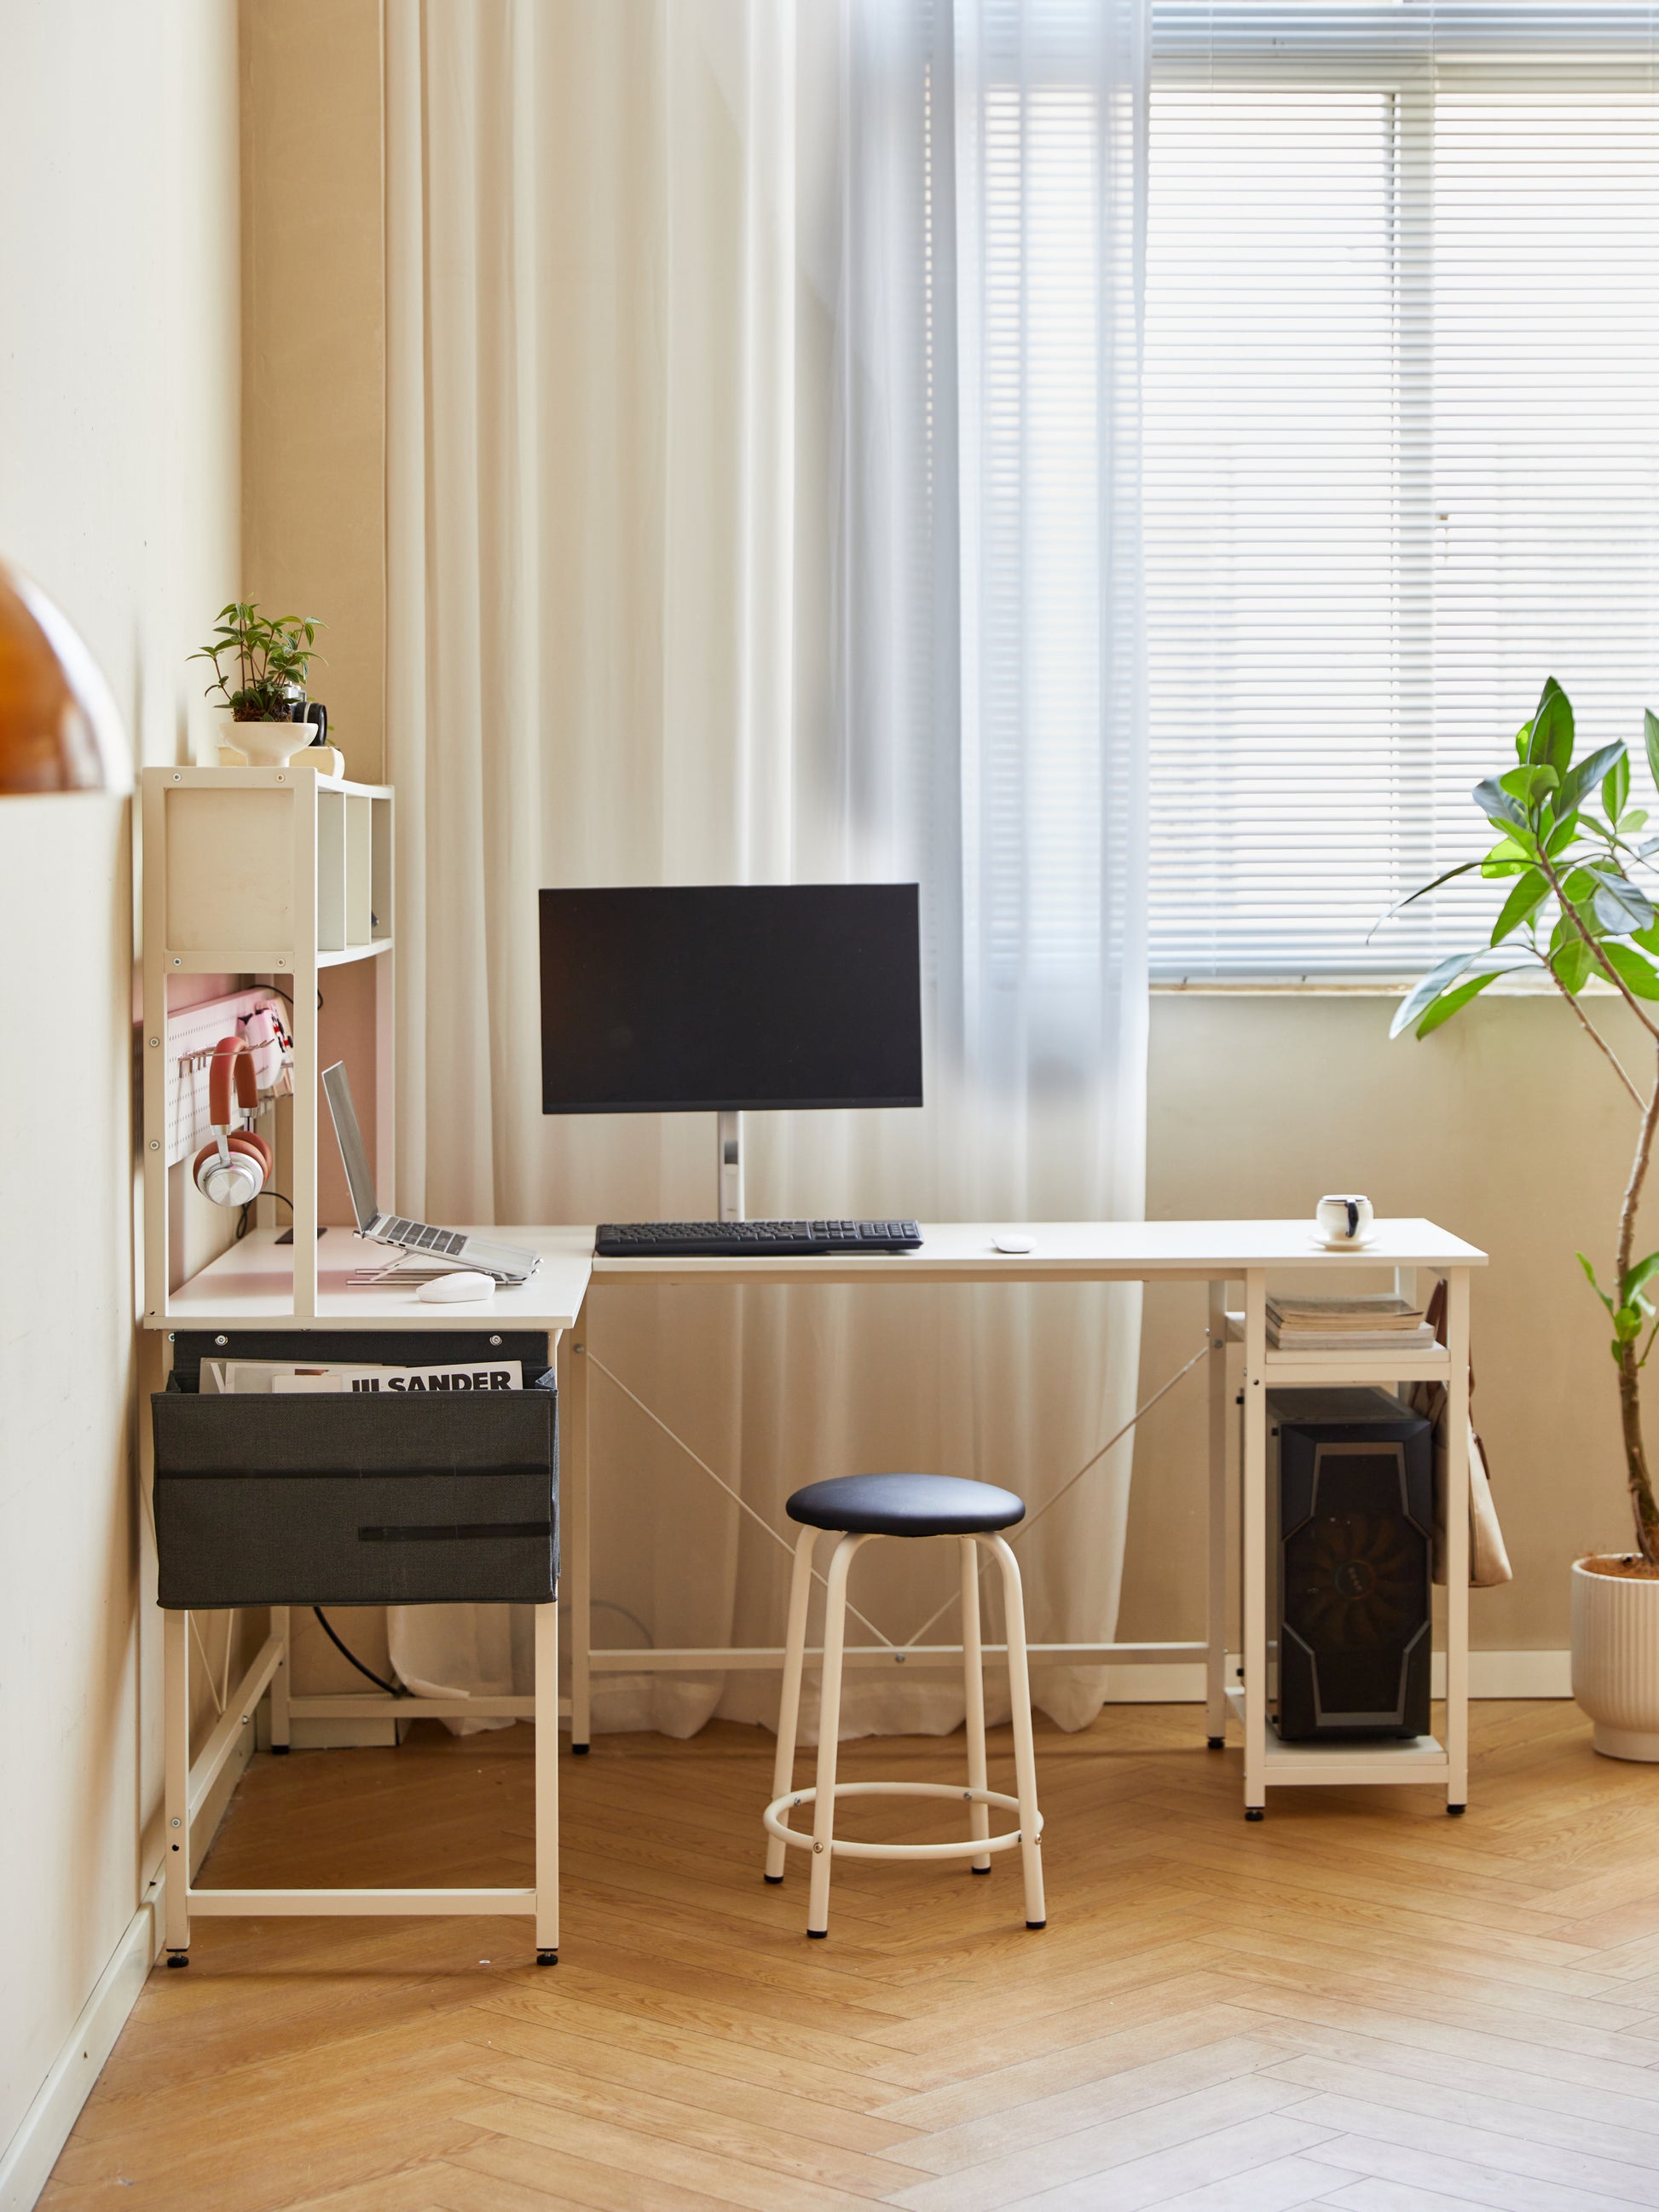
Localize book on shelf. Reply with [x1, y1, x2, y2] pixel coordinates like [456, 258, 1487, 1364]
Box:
[1266, 1293, 1436, 1354]
[203, 1358, 523, 1395]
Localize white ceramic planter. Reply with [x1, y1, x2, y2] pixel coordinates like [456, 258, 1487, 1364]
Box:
[228, 719, 314, 767]
[1572, 1556, 1659, 1760]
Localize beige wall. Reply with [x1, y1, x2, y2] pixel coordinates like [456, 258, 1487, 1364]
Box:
[0, 0, 240, 2163]
[240, 0, 386, 783]
[1124, 988, 1642, 1653]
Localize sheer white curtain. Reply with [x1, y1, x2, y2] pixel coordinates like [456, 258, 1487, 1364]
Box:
[383, 0, 1149, 1739]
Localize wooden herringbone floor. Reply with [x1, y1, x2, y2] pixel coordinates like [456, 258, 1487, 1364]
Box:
[41, 1701, 1659, 2210]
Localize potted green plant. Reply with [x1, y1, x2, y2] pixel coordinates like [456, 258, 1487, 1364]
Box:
[193, 602, 323, 766]
[1390, 675, 1659, 1756]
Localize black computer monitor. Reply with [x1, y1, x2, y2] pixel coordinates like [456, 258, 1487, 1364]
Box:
[538, 884, 923, 1114]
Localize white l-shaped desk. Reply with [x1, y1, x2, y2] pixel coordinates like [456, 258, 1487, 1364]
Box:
[153, 1213, 1483, 1955]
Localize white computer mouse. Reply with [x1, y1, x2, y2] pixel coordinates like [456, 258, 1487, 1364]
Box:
[417, 1270, 497, 1304]
[992, 1232, 1034, 1255]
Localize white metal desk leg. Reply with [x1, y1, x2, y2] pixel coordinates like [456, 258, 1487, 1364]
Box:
[1206, 1279, 1229, 1748]
[564, 1308, 591, 1753]
[269, 1605, 291, 1752]
[535, 1597, 560, 1961]
[1444, 1268, 1471, 1814]
[164, 1609, 191, 1961]
[1242, 1268, 1269, 1820]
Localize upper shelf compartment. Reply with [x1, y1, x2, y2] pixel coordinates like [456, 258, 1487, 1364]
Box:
[144, 765, 392, 973]
[318, 787, 393, 956]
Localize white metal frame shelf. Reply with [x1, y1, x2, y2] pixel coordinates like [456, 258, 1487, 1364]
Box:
[141, 769, 562, 1963]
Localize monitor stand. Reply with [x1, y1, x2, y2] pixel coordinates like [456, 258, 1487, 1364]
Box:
[717, 1109, 744, 1222]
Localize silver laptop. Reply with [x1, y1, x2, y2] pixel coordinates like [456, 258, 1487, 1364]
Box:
[322, 1061, 540, 1285]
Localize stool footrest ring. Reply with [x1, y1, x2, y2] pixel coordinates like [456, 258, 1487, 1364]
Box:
[763, 1781, 1042, 1864]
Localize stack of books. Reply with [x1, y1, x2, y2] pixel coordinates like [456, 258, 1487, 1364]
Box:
[1266, 1294, 1438, 1354]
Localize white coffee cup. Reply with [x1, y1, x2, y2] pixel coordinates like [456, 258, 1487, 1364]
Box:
[1316, 1193, 1373, 1245]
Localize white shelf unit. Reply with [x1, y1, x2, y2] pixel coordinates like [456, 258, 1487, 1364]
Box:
[140, 765, 394, 1322]
[1211, 1274, 1469, 1810]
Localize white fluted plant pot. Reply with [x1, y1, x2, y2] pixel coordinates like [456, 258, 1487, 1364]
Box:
[1572, 1557, 1659, 1761]
[227, 719, 315, 767]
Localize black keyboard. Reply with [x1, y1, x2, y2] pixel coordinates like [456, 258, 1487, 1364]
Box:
[597, 1219, 922, 1258]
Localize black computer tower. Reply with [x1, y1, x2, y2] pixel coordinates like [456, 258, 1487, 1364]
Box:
[1267, 1389, 1433, 1741]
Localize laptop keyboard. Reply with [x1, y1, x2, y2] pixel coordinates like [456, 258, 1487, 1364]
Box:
[384, 1218, 467, 1255]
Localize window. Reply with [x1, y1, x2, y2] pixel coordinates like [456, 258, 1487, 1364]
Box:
[1146, 3, 1659, 979]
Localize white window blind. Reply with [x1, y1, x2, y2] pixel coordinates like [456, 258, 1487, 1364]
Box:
[1146, 3, 1659, 979]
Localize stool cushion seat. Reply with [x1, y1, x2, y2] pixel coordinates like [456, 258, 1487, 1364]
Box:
[786, 1473, 1026, 1539]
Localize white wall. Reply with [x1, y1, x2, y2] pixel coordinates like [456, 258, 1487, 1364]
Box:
[0, 0, 240, 2164]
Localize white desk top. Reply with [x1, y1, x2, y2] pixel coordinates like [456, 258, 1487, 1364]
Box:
[150, 1217, 1483, 1329]
[155, 1227, 595, 1332]
[588, 1217, 1486, 1285]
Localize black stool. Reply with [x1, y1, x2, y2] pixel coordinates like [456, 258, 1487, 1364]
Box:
[762, 1473, 1046, 1938]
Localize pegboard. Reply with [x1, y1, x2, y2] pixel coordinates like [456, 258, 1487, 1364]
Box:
[165, 988, 295, 1166]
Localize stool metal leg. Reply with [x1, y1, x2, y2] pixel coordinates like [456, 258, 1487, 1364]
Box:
[766, 1524, 818, 1883]
[961, 1539, 991, 1873]
[988, 1534, 1046, 1929]
[807, 1533, 868, 1937]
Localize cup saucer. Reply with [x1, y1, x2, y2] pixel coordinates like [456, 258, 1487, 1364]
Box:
[1311, 1231, 1378, 1251]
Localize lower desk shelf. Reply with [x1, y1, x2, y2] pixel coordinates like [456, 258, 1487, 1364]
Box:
[1223, 1686, 1449, 1785]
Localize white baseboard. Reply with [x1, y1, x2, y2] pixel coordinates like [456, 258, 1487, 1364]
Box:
[0, 1883, 159, 2212]
[0, 1716, 254, 2211]
[1461, 1648, 1574, 1698]
[1095, 1651, 1573, 1703]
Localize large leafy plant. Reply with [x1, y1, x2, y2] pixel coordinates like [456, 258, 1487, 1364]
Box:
[193, 602, 322, 722]
[1390, 677, 1659, 1563]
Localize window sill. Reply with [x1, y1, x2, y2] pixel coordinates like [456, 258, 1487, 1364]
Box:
[1152, 973, 1592, 999]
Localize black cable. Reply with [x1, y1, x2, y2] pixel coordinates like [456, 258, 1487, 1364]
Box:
[313, 1606, 405, 1698]
[259, 979, 324, 1013]
[235, 1191, 293, 1241]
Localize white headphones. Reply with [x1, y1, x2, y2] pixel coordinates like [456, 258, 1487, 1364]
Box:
[192, 1036, 272, 1208]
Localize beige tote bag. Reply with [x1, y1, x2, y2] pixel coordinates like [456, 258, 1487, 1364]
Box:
[1410, 1280, 1512, 1588]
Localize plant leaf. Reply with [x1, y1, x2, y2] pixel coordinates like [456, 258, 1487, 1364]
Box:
[1602, 942, 1659, 1000]
[1474, 776, 1529, 832]
[1589, 869, 1656, 934]
[1624, 1253, 1659, 1307]
[1367, 859, 1482, 940]
[1581, 1251, 1615, 1314]
[1500, 763, 1559, 806]
[1528, 677, 1575, 777]
[1645, 708, 1659, 793]
[1551, 933, 1594, 995]
[1556, 742, 1627, 821]
[1606, 750, 1633, 823]
[1415, 967, 1509, 1037]
[1490, 869, 1548, 945]
[1390, 950, 1480, 1040]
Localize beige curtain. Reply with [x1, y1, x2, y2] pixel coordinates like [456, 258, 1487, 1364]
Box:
[383, 0, 1149, 1740]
